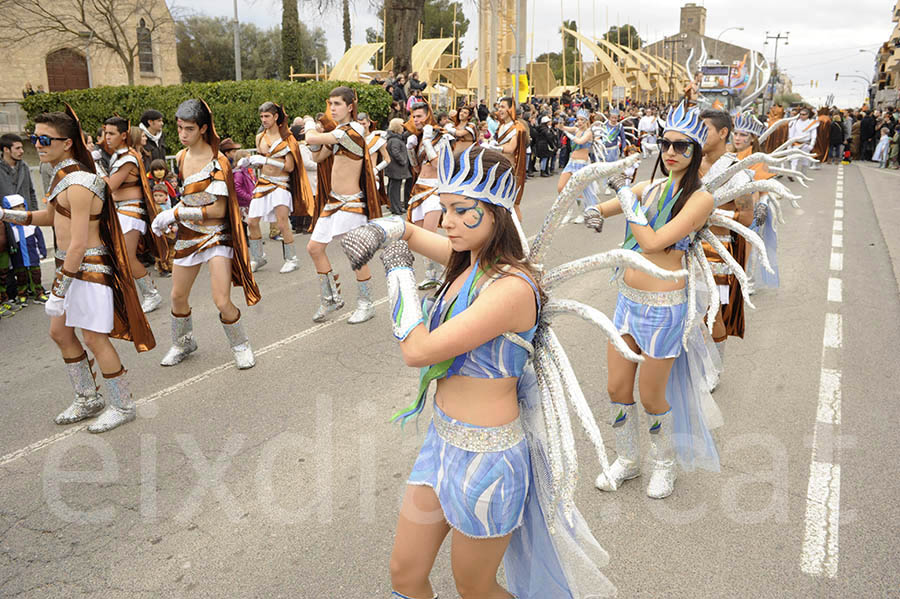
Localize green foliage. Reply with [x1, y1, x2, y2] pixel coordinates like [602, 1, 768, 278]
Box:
[282, 0, 302, 80]
[343, 0, 352, 52]
[602, 25, 642, 50]
[366, 0, 469, 70]
[175, 16, 329, 82]
[20, 80, 392, 151]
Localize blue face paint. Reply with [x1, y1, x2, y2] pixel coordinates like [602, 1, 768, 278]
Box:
[458, 199, 485, 229]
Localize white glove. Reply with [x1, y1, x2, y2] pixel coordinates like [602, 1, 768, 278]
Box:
[423, 124, 434, 139]
[236, 157, 250, 169]
[421, 125, 437, 161]
[406, 135, 418, 149]
[151, 208, 177, 237]
[444, 124, 457, 135]
[374, 160, 389, 174]
[45, 294, 65, 317]
[248, 155, 267, 168]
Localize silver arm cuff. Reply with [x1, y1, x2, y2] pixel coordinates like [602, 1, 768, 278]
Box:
[52, 271, 75, 298]
[617, 187, 648, 226]
[386, 267, 424, 341]
[1, 209, 31, 225]
[374, 159, 389, 174]
[176, 206, 204, 222]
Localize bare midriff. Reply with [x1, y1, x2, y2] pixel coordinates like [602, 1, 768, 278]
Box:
[54, 191, 104, 250]
[330, 154, 364, 196]
[435, 375, 520, 428]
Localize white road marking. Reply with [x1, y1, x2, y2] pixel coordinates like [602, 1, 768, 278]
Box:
[0, 297, 389, 467]
[816, 368, 841, 426]
[831, 234, 842, 248]
[801, 461, 841, 577]
[832, 221, 842, 232]
[823, 313, 842, 349]
[835, 200, 843, 208]
[827, 278, 842, 303]
[829, 252, 843, 271]
[834, 209, 843, 219]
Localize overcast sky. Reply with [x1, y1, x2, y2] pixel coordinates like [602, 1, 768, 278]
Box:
[171, 0, 891, 107]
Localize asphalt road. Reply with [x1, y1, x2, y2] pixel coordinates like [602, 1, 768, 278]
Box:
[1, 159, 898, 598]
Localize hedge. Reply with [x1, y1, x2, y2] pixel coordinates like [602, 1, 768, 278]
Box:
[21, 79, 392, 150]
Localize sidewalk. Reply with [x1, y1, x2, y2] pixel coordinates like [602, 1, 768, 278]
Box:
[857, 162, 900, 297]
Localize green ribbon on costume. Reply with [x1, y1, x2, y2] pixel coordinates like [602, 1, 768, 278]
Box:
[622, 175, 682, 253]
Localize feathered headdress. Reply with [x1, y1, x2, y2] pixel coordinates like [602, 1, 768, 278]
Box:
[664, 101, 708, 146]
[435, 144, 517, 210]
[733, 111, 766, 139]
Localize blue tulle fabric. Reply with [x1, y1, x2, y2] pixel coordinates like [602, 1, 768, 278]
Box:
[748, 202, 780, 289]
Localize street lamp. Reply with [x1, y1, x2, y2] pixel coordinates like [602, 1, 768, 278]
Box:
[858, 49, 877, 58]
[77, 31, 94, 88]
[714, 26, 744, 59]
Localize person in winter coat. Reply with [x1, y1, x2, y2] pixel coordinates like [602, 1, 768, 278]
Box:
[829, 116, 845, 165]
[534, 116, 557, 176]
[231, 149, 256, 222]
[384, 118, 413, 216]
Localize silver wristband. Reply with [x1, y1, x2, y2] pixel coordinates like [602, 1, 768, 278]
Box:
[52, 271, 75, 298]
[176, 206, 204, 222]
[1, 209, 31, 226]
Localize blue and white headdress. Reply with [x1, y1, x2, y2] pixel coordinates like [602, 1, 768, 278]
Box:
[733, 111, 766, 139]
[664, 101, 708, 147]
[435, 144, 518, 211]
[576, 109, 590, 121]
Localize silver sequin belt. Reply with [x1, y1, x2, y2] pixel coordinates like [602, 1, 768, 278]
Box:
[181, 191, 217, 207]
[324, 190, 365, 212]
[433, 409, 525, 453]
[55, 246, 113, 275]
[617, 280, 686, 307]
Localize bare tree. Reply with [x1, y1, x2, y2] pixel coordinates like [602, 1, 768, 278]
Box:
[0, 0, 172, 86]
[387, 0, 424, 74]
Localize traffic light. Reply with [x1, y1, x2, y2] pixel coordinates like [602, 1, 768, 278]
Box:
[835, 73, 839, 81]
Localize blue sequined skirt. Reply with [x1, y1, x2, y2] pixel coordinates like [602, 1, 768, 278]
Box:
[613, 281, 688, 359]
[561, 160, 598, 207]
[408, 402, 530, 538]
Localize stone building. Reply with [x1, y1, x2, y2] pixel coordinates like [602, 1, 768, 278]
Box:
[643, 3, 765, 83]
[873, 1, 900, 108]
[0, 0, 181, 102]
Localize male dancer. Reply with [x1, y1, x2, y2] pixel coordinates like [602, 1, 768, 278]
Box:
[303, 87, 381, 323]
[0, 107, 153, 432]
[788, 107, 818, 176]
[358, 112, 391, 213]
[151, 100, 260, 369]
[102, 116, 167, 312]
[243, 102, 314, 274]
[700, 109, 755, 367]
[403, 101, 447, 289]
[492, 96, 528, 217]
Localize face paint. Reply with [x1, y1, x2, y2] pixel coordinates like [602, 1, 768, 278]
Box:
[443, 198, 484, 229]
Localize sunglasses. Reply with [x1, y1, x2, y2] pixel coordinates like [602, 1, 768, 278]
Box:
[659, 138, 694, 158]
[30, 134, 68, 146]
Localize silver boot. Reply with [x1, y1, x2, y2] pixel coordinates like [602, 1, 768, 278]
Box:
[135, 274, 163, 313]
[348, 278, 376, 324]
[160, 312, 198, 366]
[312, 271, 344, 322]
[56, 353, 105, 424]
[279, 241, 299, 274]
[646, 410, 677, 499]
[88, 367, 136, 433]
[221, 311, 256, 369]
[248, 238, 267, 272]
[595, 402, 641, 491]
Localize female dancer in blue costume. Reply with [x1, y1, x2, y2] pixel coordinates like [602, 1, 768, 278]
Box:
[585, 103, 721, 499]
[558, 110, 596, 224]
[342, 145, 616, 598]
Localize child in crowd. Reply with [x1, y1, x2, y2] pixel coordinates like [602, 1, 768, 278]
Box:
[2, 194, 47, 305]
[873, 127, 891, 168]
[151, 183, 175, 277]
[231, 149, 256, 223]
[147, 158, 179, 206]
[623, 145, 641, 183]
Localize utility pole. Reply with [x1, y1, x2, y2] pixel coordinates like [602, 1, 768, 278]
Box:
[761, 31, 789, 116]
[663, 34, 686, 103]
[233, 0, 242, 81]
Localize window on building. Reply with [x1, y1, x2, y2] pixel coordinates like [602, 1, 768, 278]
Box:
[137, 18, 154, 73]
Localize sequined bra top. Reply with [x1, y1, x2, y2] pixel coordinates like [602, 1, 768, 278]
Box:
[623, 178, 691, 253]
[426, 263, 540, 379]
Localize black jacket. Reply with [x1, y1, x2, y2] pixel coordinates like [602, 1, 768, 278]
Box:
[384, 131, 411, 180]
[860, 115, 876, 140]
[829, 122, 844, 145]
[0, 159, 37, 211]
[144, 131, 168, 163]
[477, 104, 489, 122]
[534, 124, 556, 158]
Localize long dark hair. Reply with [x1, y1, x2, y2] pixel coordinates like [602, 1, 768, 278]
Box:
[435, 147, 544, 304]
[649, 139, 704, 223]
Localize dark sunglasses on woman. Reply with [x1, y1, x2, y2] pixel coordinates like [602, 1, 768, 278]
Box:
[658, 138, 694, 158]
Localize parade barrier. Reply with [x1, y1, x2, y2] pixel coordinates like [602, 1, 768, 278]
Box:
[20, 80, 392, 149]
